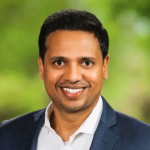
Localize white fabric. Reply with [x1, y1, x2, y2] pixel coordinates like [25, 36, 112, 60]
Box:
[37, 96, 103, 150]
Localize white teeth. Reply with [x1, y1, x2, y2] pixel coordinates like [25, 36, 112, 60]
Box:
[63, 88, 83, 94]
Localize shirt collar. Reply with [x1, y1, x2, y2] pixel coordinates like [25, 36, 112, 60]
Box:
[72, 96, 103, 135]
[44, 101, 53, 129]
[44, 96, 103, 135]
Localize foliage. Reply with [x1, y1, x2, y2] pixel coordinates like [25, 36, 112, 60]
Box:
[0, 0, 150, 123]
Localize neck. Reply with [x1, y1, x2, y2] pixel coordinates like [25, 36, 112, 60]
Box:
[50, 100, 98, 141]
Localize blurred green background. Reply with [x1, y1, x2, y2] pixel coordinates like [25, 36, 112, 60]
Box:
[0, 0, 150, 123]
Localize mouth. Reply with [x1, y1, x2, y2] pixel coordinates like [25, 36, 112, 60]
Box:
[59, 87, 87, 99]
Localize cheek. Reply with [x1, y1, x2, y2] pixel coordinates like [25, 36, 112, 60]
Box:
[43, 68, 63, 89]
[83, 68, 103, 84]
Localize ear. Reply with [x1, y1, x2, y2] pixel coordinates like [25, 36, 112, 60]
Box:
[38, 57, 44, 79]
[103, 55, 109, 79]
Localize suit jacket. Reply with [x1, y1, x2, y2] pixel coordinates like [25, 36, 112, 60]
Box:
[0, 97, 150, 150]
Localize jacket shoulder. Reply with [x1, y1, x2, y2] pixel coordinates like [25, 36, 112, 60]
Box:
[0, 109, 45, 131]
[116, 111, 150, 129]
[113, 111, 150, 148]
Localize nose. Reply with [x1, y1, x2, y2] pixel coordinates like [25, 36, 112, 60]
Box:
[63, 63, 82, 83]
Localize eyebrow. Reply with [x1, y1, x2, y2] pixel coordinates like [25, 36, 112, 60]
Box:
[49, 56, 65, 62]
[49, 56, 96, 61]
[81, 57, 96, 61]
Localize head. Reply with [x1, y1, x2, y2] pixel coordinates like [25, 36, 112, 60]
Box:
[39, 9, 109, 62]
[38, 9, 109, 114]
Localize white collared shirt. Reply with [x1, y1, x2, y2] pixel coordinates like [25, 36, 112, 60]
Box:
[37, 96, 103, 150]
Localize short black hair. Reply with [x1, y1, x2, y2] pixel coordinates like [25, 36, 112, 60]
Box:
[38, 9, 109, 62]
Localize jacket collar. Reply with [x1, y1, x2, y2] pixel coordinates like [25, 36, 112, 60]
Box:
[90, 96, 119, 150]
[20, 109, 46, 150]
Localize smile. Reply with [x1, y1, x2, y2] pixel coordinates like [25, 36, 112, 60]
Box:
[62, 88, 83, 94]
[60, 87, 86, 99]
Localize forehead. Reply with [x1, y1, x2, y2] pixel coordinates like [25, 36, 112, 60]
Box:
[45, 30, 101, 58]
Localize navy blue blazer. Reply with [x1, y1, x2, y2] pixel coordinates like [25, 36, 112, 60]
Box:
[0, 97, 150, 150]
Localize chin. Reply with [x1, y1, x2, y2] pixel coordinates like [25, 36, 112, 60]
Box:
[60, 102, 87, 113]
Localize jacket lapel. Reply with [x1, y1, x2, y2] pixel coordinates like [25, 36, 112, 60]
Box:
[20, 109, 45, 150]
[90, 97, 119, 150]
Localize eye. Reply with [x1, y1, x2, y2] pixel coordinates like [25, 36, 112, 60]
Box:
[54, 60, 65, 66]
[82, 61, 93, 66]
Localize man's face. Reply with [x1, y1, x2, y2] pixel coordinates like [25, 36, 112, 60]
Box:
[38, 30, 109, 113]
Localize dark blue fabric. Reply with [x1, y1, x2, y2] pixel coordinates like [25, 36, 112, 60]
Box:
[0, 97, 150, 150]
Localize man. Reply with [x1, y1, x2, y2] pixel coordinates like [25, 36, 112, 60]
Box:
[0, 9, 150, 150]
